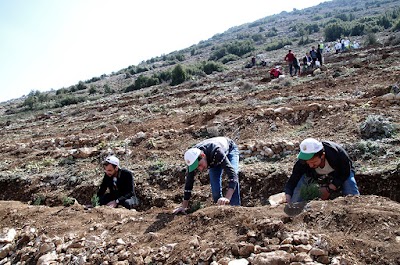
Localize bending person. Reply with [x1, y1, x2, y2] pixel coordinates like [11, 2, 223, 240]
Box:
[174, 137, 240, 214]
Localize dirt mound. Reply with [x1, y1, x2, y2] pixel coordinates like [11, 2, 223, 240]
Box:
[0, 196, 399, 264]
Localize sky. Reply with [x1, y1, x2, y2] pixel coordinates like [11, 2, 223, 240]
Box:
[0, 0, 328, 102]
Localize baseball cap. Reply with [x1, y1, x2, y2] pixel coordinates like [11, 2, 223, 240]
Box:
[103, 155, 120, 167]
[297, 138, 323, 161]
[184, 148, 201, 172]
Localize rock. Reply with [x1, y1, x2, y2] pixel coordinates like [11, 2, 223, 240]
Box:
[199, 248, 215, 261]
[252, 250, 293, 265]
[228, 258, 249, 265]
[0, 228, 17, 243]
[0, 243, 12, 259]
[268, 192, 286, 207]
[37, 251, 58, 265]
[381, 93, 395, 100]
[309, 247, 328, 256]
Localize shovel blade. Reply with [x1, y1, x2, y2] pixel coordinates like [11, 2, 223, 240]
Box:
[284, 201, 307, 216]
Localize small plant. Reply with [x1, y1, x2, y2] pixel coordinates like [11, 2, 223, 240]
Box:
[300, 183, 321, 201]
[149, 159, 166, 173]
[187, 201, 203, 214]
[62, 196, 75, 207]
[91, 194, 100, 207]
[33, 194, 46, 205]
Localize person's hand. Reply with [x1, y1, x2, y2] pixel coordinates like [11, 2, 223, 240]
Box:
[173, 206, 188, 214]
[107, 200, 118, 208]
[320, 187, 330, 200]
[217, 197, 230, 206]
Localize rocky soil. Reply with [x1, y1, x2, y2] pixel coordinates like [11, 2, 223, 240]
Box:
[0, 43, 399, 264]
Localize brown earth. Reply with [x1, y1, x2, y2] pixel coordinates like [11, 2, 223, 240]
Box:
[0, 44, 400, 264]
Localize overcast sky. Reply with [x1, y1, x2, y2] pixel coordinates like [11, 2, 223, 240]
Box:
[0, 0, 329, 102]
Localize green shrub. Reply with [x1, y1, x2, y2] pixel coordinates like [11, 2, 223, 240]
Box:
[324, 23, 347, 42]
[210, 47, 228, 61]
[393, 20, 400, 31]
[125, 75, 160, 92]
[89, 86, 97, 95]
[21, 90, 47, 110]
[55, 95, 86, 107]
[377, 15, 392, 29]
[251, 33, 264, 42]
[149, 159, 165, 173]
[220, 54, 240, 64]
[56, 88, 68, 95]
[175, 53, 185, 62]
[210, 40, 255, 61]
[104, 84, 114, 94]
[171, 64, 187, 86]
[349, 140, 387, 159]
[62, 196, 75, 207]
[76, 81, 87, 91]
[33, 194, 45, 205]
[305, 23, 320, 34]
[265, 39, 292, 51]
[266, 27, 278, 37]
[359, 115, 395, 139]
[202, 61, 224, 75]
[364, 32, 378, 46]
[298, 36, 314, 45]
[157, 70, 172, 82]
[350, 24, 365, 36]
[335, 13, 349, 21]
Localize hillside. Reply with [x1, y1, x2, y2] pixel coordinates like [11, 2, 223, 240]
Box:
[0, 0, 400, 264]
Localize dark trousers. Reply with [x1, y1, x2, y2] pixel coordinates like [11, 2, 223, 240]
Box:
[99, 193, 139, 209]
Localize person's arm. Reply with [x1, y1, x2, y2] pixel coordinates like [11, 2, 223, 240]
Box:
[97, 176, 107, 198]
[284, 161, 307, 203]
[116, 169, 135, 204]
[217, 149, 238, 204]
[173, 171, 195, 214]
[325, 143, 352, 189]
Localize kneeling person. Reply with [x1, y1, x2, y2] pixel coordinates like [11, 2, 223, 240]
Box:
[97, 155, 139, 209]
[285, 138, 359, 203]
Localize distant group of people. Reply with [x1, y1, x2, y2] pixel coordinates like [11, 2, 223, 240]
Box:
[98, 135, 360, 215]
[250, 37, 362, 78]
[281, 45, 323, 77]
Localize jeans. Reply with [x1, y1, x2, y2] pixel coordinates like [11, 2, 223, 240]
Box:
[291, 171, 359, 203]
[208, 144, 241, 205]
[288, 62, 294, 76]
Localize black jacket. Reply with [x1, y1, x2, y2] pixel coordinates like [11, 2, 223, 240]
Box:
[97, 168, 136, 204]
[285, 141, 354, 196]
[183, 137, 238, 201]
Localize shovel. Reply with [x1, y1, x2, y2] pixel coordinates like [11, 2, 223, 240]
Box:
[283, 201, 308, 216]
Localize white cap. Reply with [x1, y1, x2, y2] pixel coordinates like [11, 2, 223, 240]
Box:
[103, 155, 119, 167]
[184, 148, 201, 172]
[297, 138, 323, 160]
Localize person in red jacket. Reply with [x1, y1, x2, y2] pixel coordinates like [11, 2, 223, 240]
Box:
[284, 50, 296, 76]
[270, 67, 282, 79]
